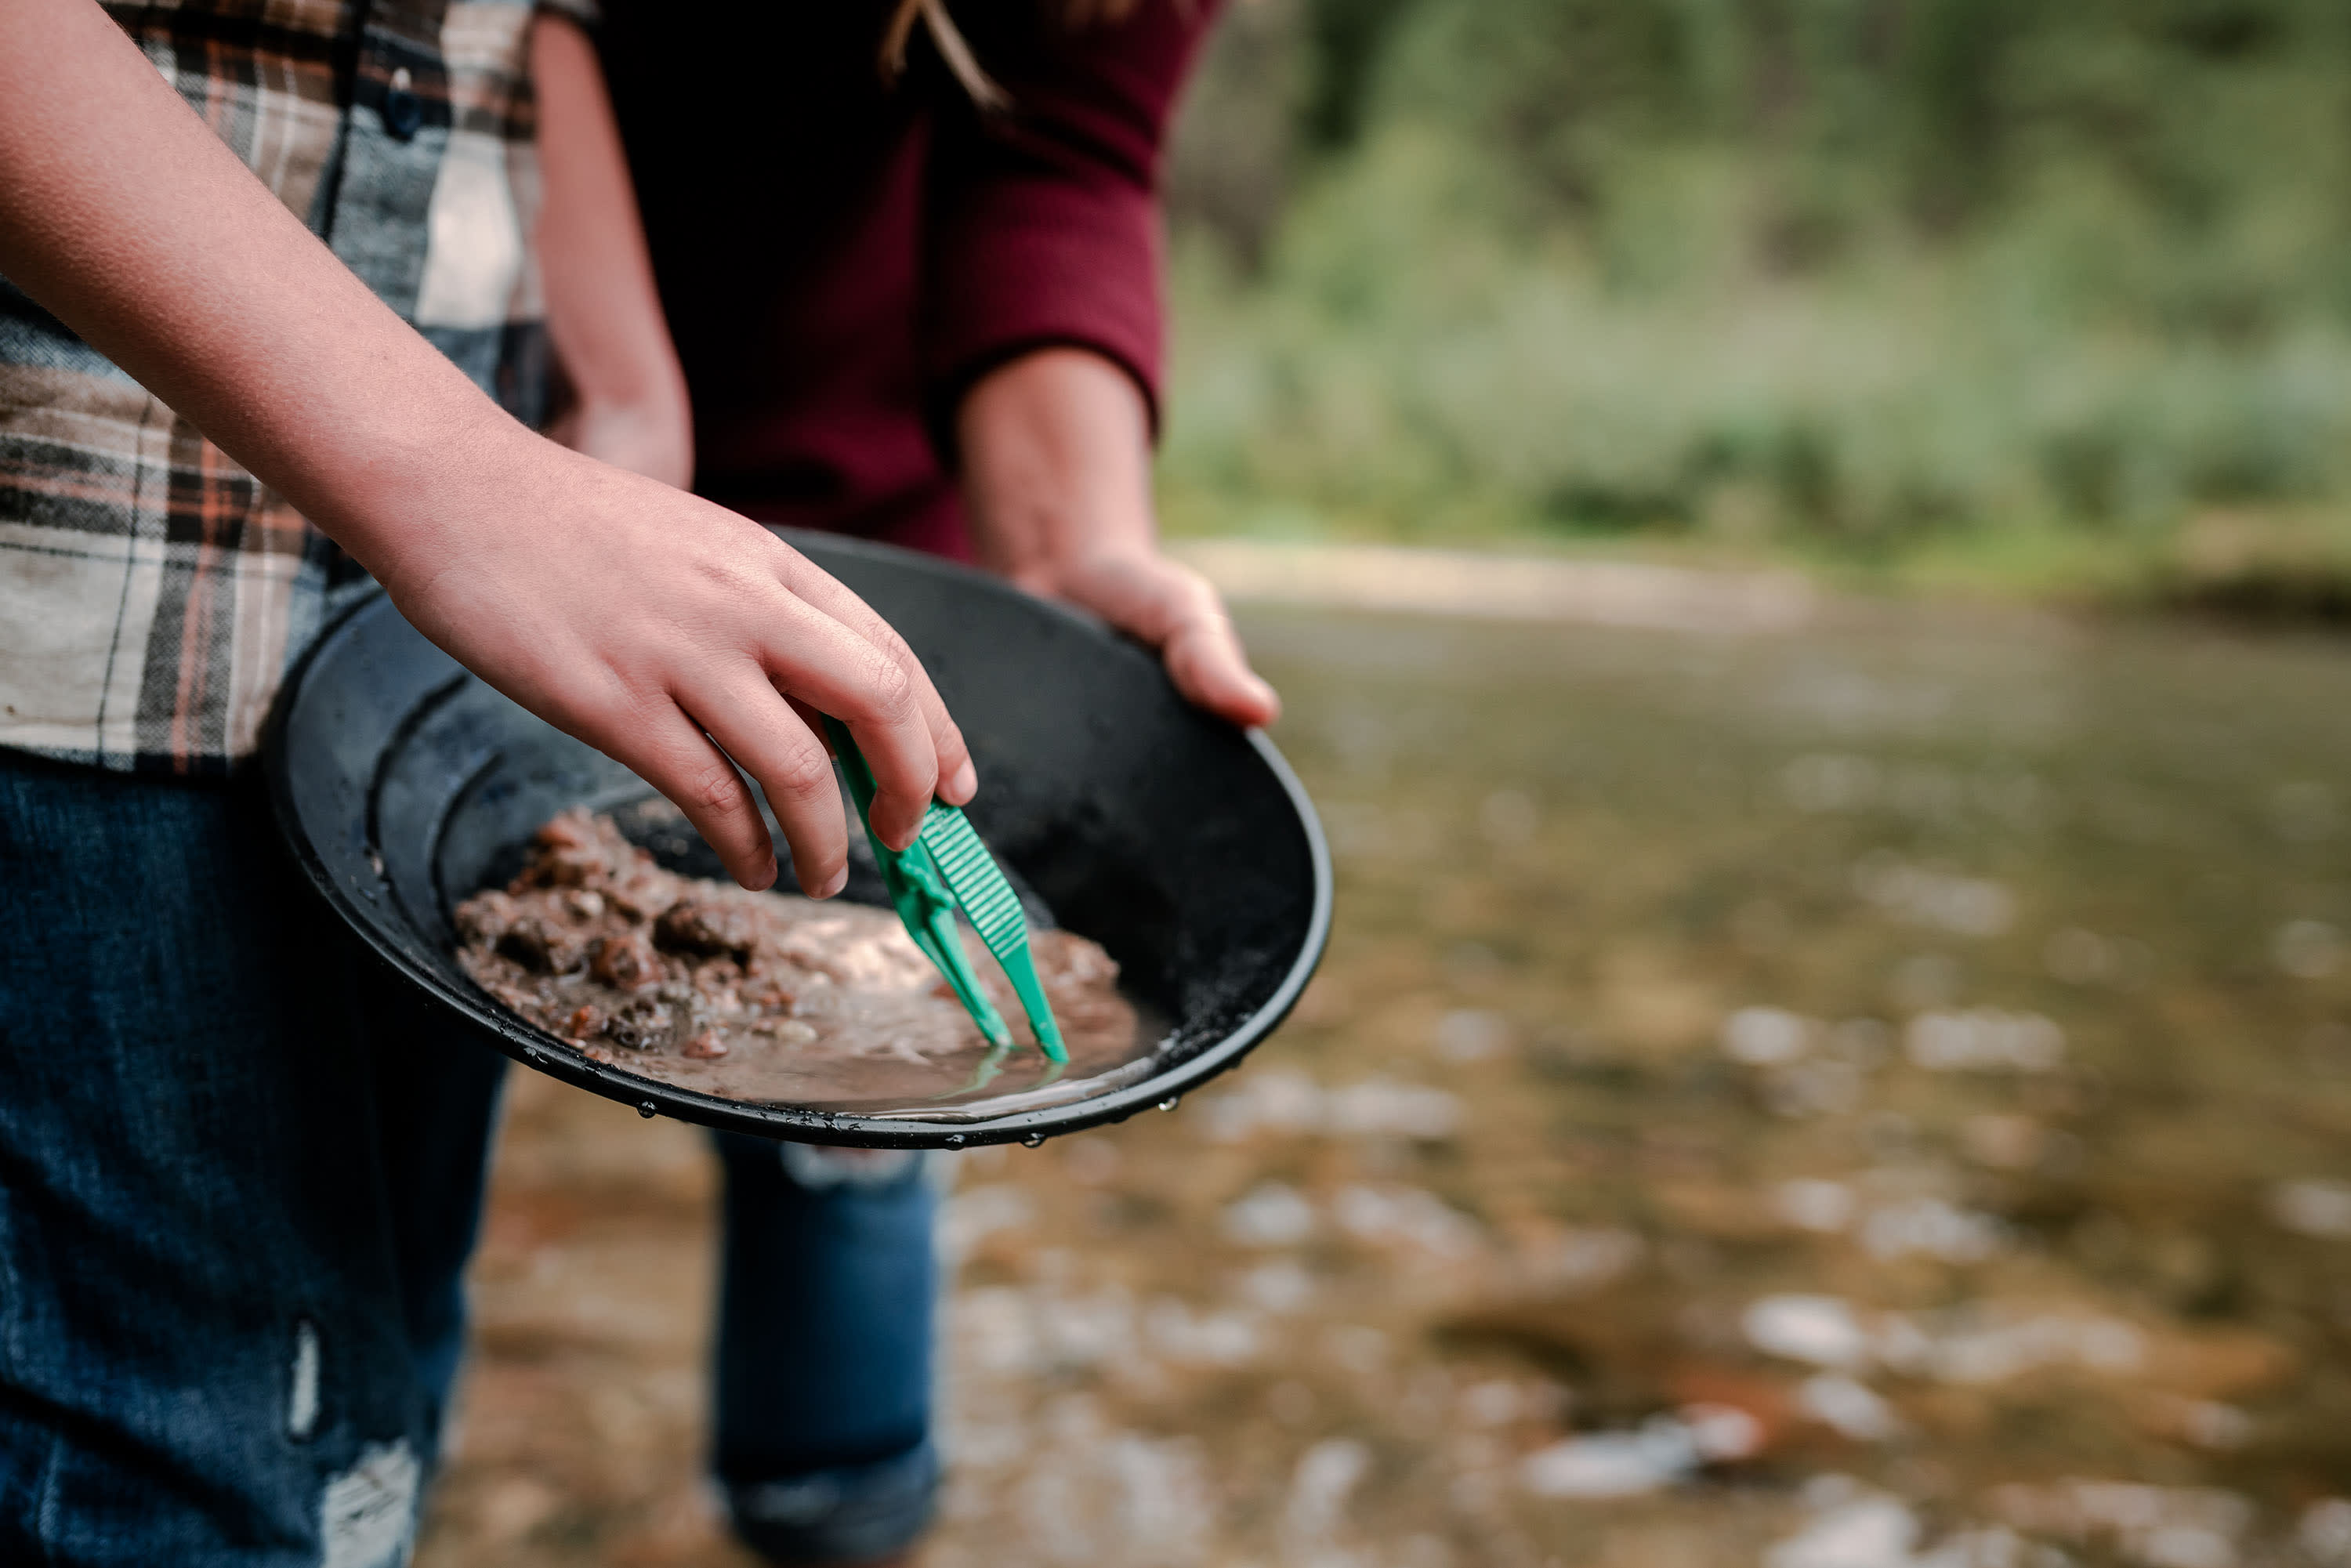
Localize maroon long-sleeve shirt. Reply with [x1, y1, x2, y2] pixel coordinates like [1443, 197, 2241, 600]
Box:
[597, 0, 1219, 561]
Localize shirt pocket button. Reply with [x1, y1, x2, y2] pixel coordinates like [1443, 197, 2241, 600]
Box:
[382, 66, 422, 141]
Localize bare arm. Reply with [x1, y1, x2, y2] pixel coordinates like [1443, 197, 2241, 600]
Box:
[958, 349, 1278, 727]
[533, 13, 693, 488]
[0, 0, 971, 889]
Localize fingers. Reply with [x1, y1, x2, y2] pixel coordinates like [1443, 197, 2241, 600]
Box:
[618, 705, 779, 892]
[1153, 564, 1280, 726]
[1067, 554, 1282, 729]
[773, 548, 978, 807]
[1164, 609, 1282, 727]
[745, 594, 942, 853]
[607, 540, 958, 883]
[683, 675, 853, 898]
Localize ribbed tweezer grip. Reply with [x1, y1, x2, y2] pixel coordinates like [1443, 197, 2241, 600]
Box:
[918, 804, 1027, 952]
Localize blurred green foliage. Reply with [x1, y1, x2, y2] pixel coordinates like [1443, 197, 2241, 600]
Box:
[1161, 0, 2351, 590]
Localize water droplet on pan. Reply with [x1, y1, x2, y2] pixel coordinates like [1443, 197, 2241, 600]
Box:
[947, 1134, 967, 1149]
[1022, 1132, 1045, 1148]
[1159, 1096, 1182, 1113]
[637, 1101, 656, 1119]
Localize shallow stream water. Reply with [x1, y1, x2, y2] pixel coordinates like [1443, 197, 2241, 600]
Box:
[420, 599, 2351, 1567]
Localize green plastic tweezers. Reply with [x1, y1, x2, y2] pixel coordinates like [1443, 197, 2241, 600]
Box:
[820, 718, 1067, 1063]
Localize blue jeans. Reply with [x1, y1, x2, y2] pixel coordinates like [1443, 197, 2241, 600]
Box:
[0, 751, 936, 1566]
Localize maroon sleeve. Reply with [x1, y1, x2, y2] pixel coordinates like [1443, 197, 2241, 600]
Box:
[919, 0, 1224, 447]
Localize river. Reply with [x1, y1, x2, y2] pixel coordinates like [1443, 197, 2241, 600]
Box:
[420, 595, 2351, 1568]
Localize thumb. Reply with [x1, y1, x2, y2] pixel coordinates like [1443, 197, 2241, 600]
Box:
[1058, 552, 1281, 726]
[1161, 604, 1280, 727]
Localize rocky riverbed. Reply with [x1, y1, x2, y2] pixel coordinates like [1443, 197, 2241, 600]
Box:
[419, 599, 2351, 1567]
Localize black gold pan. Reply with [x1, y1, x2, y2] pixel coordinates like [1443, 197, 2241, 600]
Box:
[264, 528, 1331, 1149]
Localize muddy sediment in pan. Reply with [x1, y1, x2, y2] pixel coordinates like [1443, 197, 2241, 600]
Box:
[455, 805, 1163, 1114]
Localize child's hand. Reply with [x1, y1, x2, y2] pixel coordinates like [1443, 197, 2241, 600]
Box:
[0, 0, 970, 894]
[375, 429, 974, 895]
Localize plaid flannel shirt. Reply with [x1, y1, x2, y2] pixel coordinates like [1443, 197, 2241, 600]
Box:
[0, 0, 589, 774]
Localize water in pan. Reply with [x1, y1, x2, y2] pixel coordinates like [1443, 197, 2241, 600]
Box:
[452, 807, 1166, 1114]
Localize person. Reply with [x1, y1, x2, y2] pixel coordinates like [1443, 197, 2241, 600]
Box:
[531, 2, 1277, 1561]
[0, 0, 970, 1563]
[587, 0, 1278, 735]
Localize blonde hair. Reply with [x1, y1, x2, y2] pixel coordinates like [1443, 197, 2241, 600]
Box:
[881, 0, 1146, 110]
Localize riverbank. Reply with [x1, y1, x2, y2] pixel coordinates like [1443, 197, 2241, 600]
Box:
[1164, 505, 2351, 631]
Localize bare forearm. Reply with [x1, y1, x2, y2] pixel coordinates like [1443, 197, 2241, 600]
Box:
[958, 348, 1158, 592]
[0, 0, 514, 589]
[532, 13, 691, 486]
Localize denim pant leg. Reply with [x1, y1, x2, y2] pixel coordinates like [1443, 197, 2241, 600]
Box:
[354, 963, 509, 1444]
[0, 754, 505, 1568]
[711, 1134, 940, 1564]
